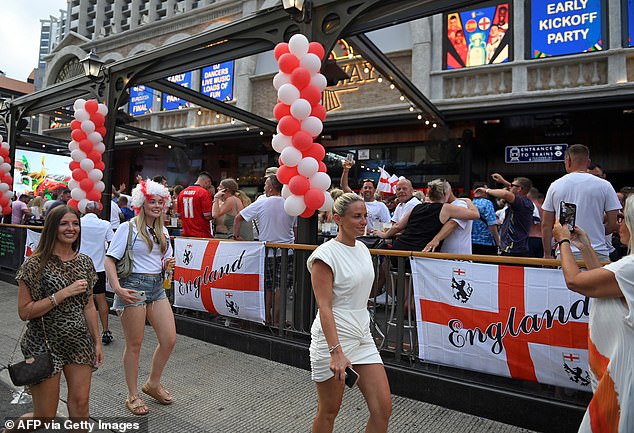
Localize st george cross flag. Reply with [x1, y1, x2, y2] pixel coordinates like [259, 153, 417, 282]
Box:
[411, 257, 592, 391]
[377, 167, 393, 194]
[173, 238, 265, 324]
[25, 229, 41, 258]
[388, 174, 399, 194]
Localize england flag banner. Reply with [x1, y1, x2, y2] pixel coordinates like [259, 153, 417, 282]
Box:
[173, 238, 265, 324]
[411, 257, 592, 391]
[25, 229, 41, 258]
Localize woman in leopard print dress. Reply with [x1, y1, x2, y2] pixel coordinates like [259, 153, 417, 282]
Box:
[11, 205, 102, 426]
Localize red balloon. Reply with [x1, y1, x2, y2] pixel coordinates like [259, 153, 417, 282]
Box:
[72, 168, 87, 182]
[304, 143, 325, 161]
[3, 175, 12, 185]
[0, 147, 8, 158]
[274, 43, 290, 61]
[95, 161, 105, 171]
[278, 53, 299, 74]
[308, 42, 325, 60]
[288, 175, 310, 196]
[87, 189, 101, 201]
[88, 150, 101, 163]
[276, 164, 298, 185]
[84, 100, 99, 114]
[67, 199, 78, 210]
[91, 112, 105, 126]
[70, 120, 82, 130]
[71, 129, 87, 142]
[278, 115, 301, 136]
[273, 103, 291, 121]
[95, 126, 107, 137]
[2, 205, 11, 215]
[311, 104, 327, 121]
[70, 161, 80, 171]
[318, 161, 327, 173]
[80, 178, 94, 192]
[79, 139, 93, 154]
[3, 156, 10, 165]
[278, 155, 284, 166]
[300, 207, 316, 218]
[292, 130, 313, 152]
[0, 195, 8, 207]
[290, 67, 311, 90]
[305, 188, 325, 209]
[300, 85, 322, 106]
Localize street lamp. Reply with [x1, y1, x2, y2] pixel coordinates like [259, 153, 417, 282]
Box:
[281, 0, 312, 23]
[80, 49, 103, 78]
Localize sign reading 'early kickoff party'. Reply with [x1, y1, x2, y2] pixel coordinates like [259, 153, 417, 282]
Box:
[530, 0, 604, 57]
[162, 72, 193, 111]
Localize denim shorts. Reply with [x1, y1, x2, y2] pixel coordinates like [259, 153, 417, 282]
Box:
[112, 273, 165, 311]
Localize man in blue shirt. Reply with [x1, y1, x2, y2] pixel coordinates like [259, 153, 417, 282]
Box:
[471, 182, 501, 255]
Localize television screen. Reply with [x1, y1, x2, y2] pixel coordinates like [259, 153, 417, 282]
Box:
[201, 61, 234, 102]
[530, 0, 604, 58]
[629, 0, 634, 47]
[162, 72, 193, 111]
[444, 1, 512, 69]
[13, 149, 71, 197]
[129, 85, 154, 116]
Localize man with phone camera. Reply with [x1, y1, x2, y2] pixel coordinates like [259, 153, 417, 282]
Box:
[542, 144, 621, 261]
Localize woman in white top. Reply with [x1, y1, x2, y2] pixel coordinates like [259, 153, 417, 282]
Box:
[104, 179, 176, 416]
[553, 195, 634, 433]
[307, 193, 391, 433]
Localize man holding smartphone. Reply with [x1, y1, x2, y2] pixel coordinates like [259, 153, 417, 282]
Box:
[542, 144, 621, 261]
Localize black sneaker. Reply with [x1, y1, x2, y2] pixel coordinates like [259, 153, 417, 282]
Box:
[101, 330, 113, 345]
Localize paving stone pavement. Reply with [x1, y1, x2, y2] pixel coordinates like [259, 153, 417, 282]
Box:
[0, 280, 536, 432]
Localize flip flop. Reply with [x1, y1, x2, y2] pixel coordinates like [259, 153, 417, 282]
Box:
[142, 382, 173, 405]
[126, 396, 149, 416]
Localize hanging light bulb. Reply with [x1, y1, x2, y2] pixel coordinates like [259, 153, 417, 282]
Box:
[377, 77, 383, 83]
[409, 107, 414, 112]
[168, 145, 172, 149]
[197, 109, 202, 116]
[425, 120, 430, 126]
[432, 123, 437, 128]
[140, 141, 144, 145]
[399, 95, 405, 101]
[417, 114, 422, 120]
[389, 84, 395, 90]
[215, 113, 220, 119]
[154, 143, 159, 148]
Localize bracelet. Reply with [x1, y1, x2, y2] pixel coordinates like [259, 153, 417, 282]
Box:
[328, 343, 341, 353]
[48, 293, 58, 307]
[557, 239, 571, 247]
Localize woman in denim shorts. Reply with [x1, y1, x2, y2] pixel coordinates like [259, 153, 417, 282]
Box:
[105, 179, 176, 416]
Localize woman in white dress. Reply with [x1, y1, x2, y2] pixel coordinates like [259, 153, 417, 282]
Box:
[307, 193, 392, 433]
[553, 195, 633, 433]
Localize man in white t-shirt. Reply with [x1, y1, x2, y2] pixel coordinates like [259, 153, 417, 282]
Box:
[340, 167, 390, 231]
[542, 144, 621, 261]
[438, 182, 473, 254]
[234, 175, 297, 325]
[391, 178, 421, 224]
[80, 202, 115, 344]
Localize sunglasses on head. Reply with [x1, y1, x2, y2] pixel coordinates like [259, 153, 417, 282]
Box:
[147, 226, 160, 243]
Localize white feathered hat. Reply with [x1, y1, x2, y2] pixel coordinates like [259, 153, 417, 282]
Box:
[130, 178, 171, 213]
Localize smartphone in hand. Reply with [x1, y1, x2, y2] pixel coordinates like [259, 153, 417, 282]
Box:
[559, 202, 577, 231]
[136, 290, 147, 302]
[345, 366, 359, 388]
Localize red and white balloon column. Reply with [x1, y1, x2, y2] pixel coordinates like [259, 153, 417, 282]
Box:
[272, 34, 333, 218]
[67, 99, 108, 213]
[0, 135, 13, 216]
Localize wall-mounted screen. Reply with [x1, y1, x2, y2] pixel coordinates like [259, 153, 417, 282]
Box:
[444, 1, 512, 69]
[201, 61, 234, 102]
[628, 0, 634, 47]
[13, 149, 71, 196]
[162, 72, 193, 111]
[529, 0, 604, 58]
[129, 85, 154, 116]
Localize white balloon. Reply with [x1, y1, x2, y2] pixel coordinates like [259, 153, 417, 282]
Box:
[284, 194, 306, 217]
[68, 140, 80, 152]
[288, 34, 309, 57]
[88, 131, 103, 144]
[309, 172, 331, 191]
[280, 146, 303, 167]
[281, 184, 291, 199]
[271, 134, 292, 153]
[88, 169, 103, 181]
[319, 191, 334, 211]
[68, 179, 79, 190]
[71, 188, 86, 201]
[78, 198, 89, 214]
[0, 163, 10, 173]
[0, 156, 3, 165]
[3, 189, 12, 199]
[73, 99, 86, 111]
[1, 141, 10, 150]
[277, 83, 300, 105]
[0, 183, 8, 193]
[301, 116, 323, 138]
[0, 135, 3, 142]
[94, 142, 106, 154]
[74, 109, 90, 122]
[95, 181, 105, 192]
[311, 73, 328, 91]
[300, 53, 321, 74]
[97, 103, 108, 116]
[70, 150, 87, 162]
[80, 158, 95, 171]
[297, 157, 319, 177]
[273, 72, 290, 90]
[81, 120, 95, 134]
[290, 99, 312, 121]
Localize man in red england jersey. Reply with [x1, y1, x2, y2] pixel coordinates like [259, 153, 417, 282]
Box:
[178, 171, 214, 238]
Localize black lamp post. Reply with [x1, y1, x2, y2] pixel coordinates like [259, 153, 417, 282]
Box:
[80, 49, 103, 78]
[281, 0, 312, 23]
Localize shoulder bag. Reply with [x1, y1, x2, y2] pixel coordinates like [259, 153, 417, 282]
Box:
[116, 221, 134, 279]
